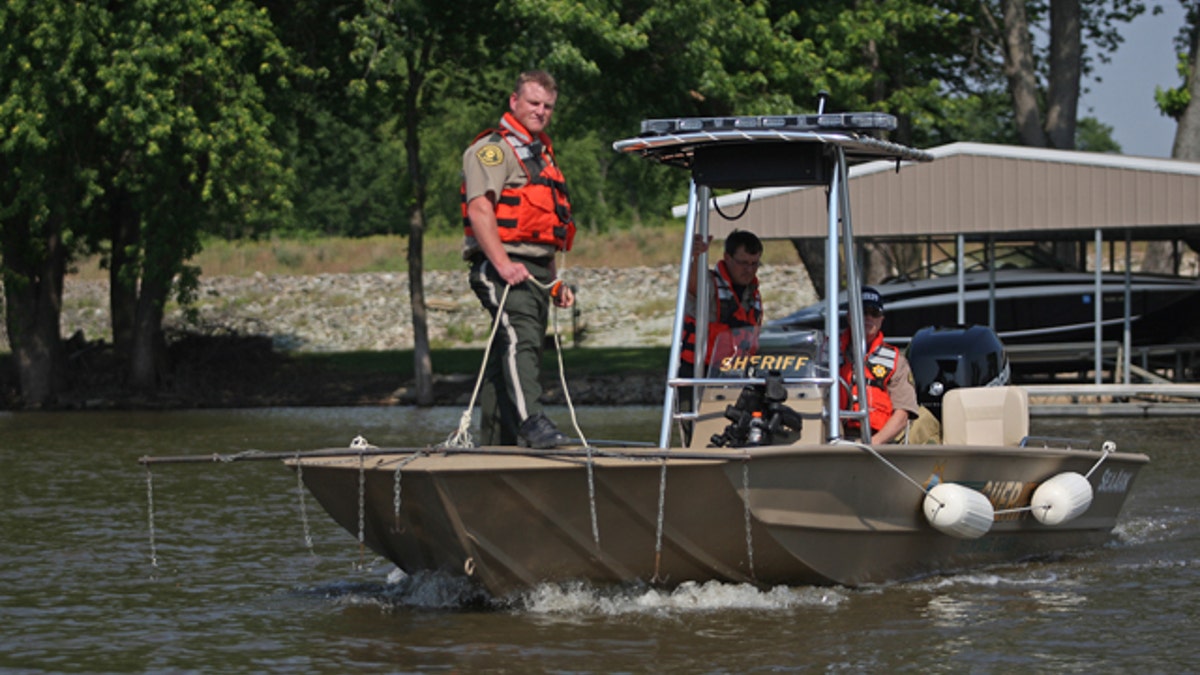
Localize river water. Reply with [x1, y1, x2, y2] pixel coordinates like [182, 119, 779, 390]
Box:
[1, 406, 1197, 673]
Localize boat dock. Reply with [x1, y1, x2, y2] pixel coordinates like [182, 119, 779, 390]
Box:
[1000, 340, 1200, 415]
[1023, 383, 1200, 417]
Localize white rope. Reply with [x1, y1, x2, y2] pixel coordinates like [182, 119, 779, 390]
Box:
[834, 439, 946, 506]
[439, 271, 594, 452]
[540, 268, 599, 547]
[837, 438, 1118, 513]
[532, 274, 590, 449]
[145, 465, 158, 570]
[294, 451, 316, 557]
[435, 265, 600, 544]
[1085, 441, 1116, 479]
[439, 284, 512, 450]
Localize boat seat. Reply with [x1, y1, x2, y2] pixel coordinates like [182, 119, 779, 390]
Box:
[941, 386, 1029, 446]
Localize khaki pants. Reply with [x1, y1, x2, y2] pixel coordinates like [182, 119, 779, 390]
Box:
[901, 406, 942, 445]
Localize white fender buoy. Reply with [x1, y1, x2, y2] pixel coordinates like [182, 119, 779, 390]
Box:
[1031, 472, 1093, 526]
[923, 483, 994, 539]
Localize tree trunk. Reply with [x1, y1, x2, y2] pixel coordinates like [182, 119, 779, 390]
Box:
[790, 238, 827, 300]
[1045, 0, 1082, 149]
[109, 190, 139, 356]
[1173, 20, 1200, 160]
[859, 242, 894, 285]
[1157, 20, 1200, 277]
[404, 68, 434, 406]
[1, 217, 68, 408]
[128, 272, 170, 392]
[1002, 0, 1049, 147]
[1141, 241, 1179, 274]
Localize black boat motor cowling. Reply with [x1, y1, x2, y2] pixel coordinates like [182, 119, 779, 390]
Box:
[906, 325, 1010, 422]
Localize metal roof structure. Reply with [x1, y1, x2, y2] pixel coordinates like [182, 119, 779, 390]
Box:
[676, 142, 1200, 241]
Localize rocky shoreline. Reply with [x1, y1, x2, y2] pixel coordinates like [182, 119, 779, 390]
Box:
[3, 264, 816, 408]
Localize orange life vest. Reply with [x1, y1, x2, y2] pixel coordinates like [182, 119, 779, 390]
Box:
[839, 330, 898, 432]
[461, 112, 574, 251]
[681, 260, 763, 368]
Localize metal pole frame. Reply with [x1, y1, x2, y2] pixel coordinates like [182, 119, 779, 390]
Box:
[659, 181, 712, 448]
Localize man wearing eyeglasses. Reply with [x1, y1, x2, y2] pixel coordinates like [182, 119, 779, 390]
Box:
[680, 229, 764, 379]
[839, 286, 919, 443]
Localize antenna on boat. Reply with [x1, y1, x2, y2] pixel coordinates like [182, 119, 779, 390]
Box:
[816, 91, 830, 115]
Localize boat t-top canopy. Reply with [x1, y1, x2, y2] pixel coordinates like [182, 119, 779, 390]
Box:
[613, 113, 934, 448]
[615, 113, 934, 183]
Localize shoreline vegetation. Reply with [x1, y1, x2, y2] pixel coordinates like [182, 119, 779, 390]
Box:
[1, 230, 807, 410]
[68, 226, 803, 279]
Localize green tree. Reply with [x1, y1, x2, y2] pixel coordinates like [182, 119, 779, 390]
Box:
[1, 2, 107, 406]
[1158, 1, 1200, 160]
[96, 0, 296, 391]
[979, 0, 1147, 148]
[263, 0, 413, 238]
[1075, 115, 1122, 151]
[344, 0, 512, 405]
[537, 0, 824, 226]
[1, 0, 297, 404]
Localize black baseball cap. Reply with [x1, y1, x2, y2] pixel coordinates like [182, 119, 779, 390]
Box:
[861, 286, 884, 312]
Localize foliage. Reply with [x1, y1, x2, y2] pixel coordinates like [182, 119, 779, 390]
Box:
[1075, 116, 1122, 152]
[1, 0, 306, 400]
[1150, 1, 1198, 133]
[96, 1, 296, 247]
[0, 0, 1161, 404]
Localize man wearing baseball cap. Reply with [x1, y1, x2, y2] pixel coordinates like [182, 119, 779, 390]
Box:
[838, 286, 920, 443]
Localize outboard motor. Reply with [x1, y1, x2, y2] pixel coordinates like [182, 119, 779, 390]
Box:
[906, 325, 1010, 422]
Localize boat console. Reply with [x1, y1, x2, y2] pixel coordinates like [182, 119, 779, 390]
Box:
[689, 327, 828, 449]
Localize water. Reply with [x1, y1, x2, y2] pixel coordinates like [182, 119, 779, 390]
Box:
[1, 407, 1197, 673]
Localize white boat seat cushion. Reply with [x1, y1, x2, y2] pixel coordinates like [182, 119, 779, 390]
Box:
[941, 386, 1029, 446]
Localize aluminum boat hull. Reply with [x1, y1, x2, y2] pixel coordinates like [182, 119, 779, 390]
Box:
[291, 443, 1146, 598]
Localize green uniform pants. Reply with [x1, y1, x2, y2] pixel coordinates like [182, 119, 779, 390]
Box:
[469, 255, 553, 445]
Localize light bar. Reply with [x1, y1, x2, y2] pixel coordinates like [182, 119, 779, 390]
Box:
[640, 112, 897, 136]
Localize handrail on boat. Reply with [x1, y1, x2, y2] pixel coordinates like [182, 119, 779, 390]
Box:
[666, 376, 834, 389]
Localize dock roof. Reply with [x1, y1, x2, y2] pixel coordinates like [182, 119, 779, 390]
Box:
[678, 142, 1200, 241]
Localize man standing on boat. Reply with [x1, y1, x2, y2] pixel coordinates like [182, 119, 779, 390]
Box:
[839, 286, 919, 443]
[461, 70, 576, 449]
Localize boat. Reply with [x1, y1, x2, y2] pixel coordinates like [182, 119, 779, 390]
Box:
[287, 111, 1149, 599]
[768, 243, 1200, 349]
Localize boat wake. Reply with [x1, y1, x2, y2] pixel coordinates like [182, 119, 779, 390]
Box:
[1113, 514, 1190, 547]
[303, 568, 494, 611]
[305, 567, 847, 614]
[514, 579, 846, 616]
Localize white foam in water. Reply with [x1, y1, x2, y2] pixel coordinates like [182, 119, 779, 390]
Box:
[330, 572, 847, 614]
[516, 579, 845, 615]
[908, 569, 1064, 592]
[1112, 515, 1176, 546]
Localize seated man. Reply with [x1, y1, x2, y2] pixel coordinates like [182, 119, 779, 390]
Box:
[677, 231, 764, 444]
[680, 229, 764, 382]
[838, 286, 919, 443]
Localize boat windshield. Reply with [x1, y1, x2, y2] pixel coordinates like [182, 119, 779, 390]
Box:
[886, 243, 1073, 282]
[706, 326, 825, 380]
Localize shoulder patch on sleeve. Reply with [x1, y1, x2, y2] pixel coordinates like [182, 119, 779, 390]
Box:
[476, 144, 504, 167]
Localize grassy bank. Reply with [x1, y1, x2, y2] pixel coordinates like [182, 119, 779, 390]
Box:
[68, 226, 802, 280]
[6, 229, 787, 408]
[301, 344, 672, 378]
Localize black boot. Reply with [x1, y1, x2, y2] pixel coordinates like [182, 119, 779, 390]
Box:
[518, 413, 570, 449]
